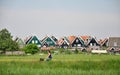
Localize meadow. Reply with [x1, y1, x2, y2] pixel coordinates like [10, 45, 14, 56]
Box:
[0, 54, 120, 75]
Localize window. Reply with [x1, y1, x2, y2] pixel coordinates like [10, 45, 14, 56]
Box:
[38, 45, 41, 47]
[74, 44, 76, 47]
[78, 44, 81, 47]
[35, 40, 38, 43]
[76, 39, 79, 43]
[64, 46, 67, 49]
[32, 40, 34, 44]
[90, 43, 93, 46]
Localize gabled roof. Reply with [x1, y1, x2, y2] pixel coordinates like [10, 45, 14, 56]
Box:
[80, 36, 91, 46]
[78, 37, 85, 46]
[41, 36, 56, 45]
[67, 36, 76, 44]
[99, 38, 108, 46]
[58, 38, 64, 45]
[87, 36, 99, 46]
[24, 36, 32, 44]
[67, 36, 85, 46]
[25, 36, 42, 45]
[80, 36, 99, 46]
[14, 37, 19, 42]
[15, 37, 25, 45]
[64, 37, 70, 43]
[51, 36, 58, 42]
[58, 37, 69, 46]
[41, 36, 48, 43]
[80, 36, 91, 42]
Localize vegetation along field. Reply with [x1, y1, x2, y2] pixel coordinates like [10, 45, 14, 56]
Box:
[0, 54, 120, 75]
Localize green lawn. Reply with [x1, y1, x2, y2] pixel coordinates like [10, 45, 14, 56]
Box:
[0, 54, 120, 75]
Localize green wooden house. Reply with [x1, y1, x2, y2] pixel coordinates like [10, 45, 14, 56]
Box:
[25, 36, 42, 47]
[41, 36, 56, 47]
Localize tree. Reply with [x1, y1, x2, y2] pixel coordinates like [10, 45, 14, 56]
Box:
[0, 28, 19, 53]
[23, 44, 39, 54]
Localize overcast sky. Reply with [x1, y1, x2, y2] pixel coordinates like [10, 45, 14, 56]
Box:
[0, 0, 120, 40]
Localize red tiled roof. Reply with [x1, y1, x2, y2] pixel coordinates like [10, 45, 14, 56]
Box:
[68, 36, 76, 44]
[58, 38, 64, 45]
[99, 38, 108, 46]
[80, 36, 91, 41]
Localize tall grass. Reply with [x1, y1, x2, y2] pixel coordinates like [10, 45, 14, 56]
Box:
[0, 54, 120, 75]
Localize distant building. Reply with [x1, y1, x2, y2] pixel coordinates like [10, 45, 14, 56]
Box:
[57, 37, 69, 48]
[25, 36, 42, 47]
[99, 38, 108, 47]
[15, 37, 25, 48]
[67, 36, 85, 48]
[108, 37, 120, 48]
[41, 36, 57, 47]
[80, 36, 100, 50]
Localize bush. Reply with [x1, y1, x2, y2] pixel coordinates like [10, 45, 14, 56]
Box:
[23, 44, 39, 54]
[59, 48, 64, 53]
[65, 49, 71, 54]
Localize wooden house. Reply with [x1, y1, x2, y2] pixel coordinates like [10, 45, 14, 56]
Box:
[99, 38, 108, 47]
[15, 37, 25, 48]
[68, 36, 85, 48]
[80, 36, 91, 46]
[80, 36, 100, 50]
[25, 36, 42, 47]
[108, 37, 120, 48]
[41, 36, 56, 47]
[57, 37, 69, 48]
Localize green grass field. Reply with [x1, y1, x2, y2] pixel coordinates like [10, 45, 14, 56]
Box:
[0, 54, 120, 75]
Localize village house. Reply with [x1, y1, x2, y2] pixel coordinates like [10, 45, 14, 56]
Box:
[25, 36, 42, 47]
[108, 37, 120, 48]
[99, 38, 108, 47]
[41, 36, 57, 47]
[57, 37, 69, 49]
[80, 36, 100, 50]
[67, 36, 85, 48]
[15, 37, 25, 48]
[107, 37, 120, 54]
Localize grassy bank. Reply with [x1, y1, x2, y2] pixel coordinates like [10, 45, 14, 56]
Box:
[0, 54, 120, 75]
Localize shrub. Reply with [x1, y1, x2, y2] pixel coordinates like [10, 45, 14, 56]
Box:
[65, 49, 71, 54]
[23, 44, 39, 54]
[59, 48, 65, 53]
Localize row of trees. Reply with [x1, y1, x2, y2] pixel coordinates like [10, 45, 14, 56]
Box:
[0, 28, 39, 54]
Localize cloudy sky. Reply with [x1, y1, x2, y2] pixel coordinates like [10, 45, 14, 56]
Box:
[0, 0, 120, 39]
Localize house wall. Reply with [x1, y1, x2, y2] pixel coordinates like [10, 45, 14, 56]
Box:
[43, 37, 56, 47]
[87, 38, 99, 46]
[27, 36, 42, 47]
[61, 42, 69, 48]
[71, 38, 84, 47]
[108, 37, 120, 48]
